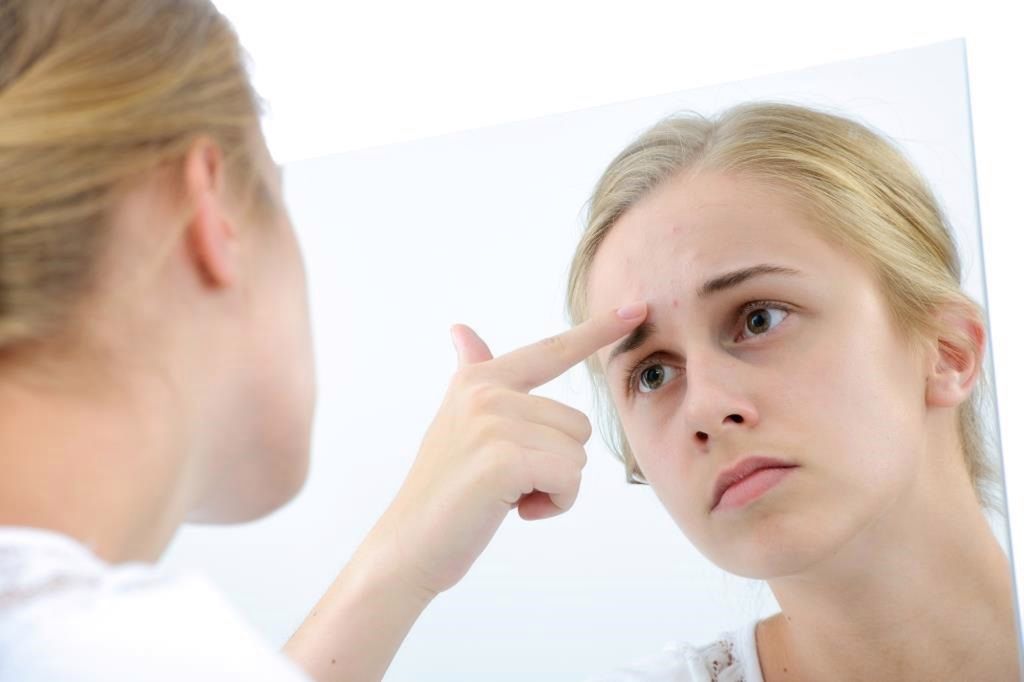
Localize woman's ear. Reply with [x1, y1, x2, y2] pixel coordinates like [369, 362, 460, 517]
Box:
[924, 306, 986, 408]
[182, 137, 238, 288]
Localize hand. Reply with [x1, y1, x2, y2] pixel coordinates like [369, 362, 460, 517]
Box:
[358, 301, 648, 600]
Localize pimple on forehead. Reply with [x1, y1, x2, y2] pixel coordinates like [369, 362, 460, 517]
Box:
[672, 298, 679, 308]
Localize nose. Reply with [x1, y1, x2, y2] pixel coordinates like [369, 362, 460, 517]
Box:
[681, 350, 759, 446]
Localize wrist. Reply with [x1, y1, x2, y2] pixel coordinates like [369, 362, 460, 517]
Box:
[283, 525, 438, 682]
[345, 515, 441, 609]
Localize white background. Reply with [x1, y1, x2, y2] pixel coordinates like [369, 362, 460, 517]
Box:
[159, 8, 1023, 677]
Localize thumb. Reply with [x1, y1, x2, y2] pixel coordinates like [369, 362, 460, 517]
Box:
[450, 324, 494, 367]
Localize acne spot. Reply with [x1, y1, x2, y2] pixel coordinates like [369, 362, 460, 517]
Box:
[672, 298, 679, 308]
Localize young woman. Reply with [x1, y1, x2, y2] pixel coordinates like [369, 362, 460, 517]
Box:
[0, 1, 647, 680]
[567, 102, 1018, 681]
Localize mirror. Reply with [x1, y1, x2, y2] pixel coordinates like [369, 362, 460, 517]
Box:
[162, 38, 1015, 680]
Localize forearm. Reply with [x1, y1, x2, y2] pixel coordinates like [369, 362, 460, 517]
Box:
[282, 527, 436, 682]
[281, 308, 631, 680]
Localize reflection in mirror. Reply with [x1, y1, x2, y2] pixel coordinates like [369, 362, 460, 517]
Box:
[569, 100, 1015, 681]
[161, 38, 1018, 681]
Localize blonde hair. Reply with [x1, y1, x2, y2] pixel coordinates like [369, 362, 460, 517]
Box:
[0, 0, 266, 350]
[566, 101, 1001, 513]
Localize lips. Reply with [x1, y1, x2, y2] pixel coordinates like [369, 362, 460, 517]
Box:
[711, 456, 797, 511]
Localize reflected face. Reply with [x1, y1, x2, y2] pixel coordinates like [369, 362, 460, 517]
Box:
[587, 171, 931, 578]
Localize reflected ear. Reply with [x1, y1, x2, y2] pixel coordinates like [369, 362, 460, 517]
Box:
[183, 138, 238, 287]
[924, 307, 986, 408]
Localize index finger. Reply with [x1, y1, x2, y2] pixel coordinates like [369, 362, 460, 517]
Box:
[487, 301, 648, 391]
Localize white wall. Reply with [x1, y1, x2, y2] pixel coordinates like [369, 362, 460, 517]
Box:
[161, 39, 1010, 680]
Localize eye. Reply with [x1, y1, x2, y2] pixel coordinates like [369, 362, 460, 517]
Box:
[634, 362, 680, 394]
[624, 300, 792, 397]
[737, 302, 791, 341]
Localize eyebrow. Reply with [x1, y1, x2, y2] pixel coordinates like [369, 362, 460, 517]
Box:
[604, 263, 803, 369]
[606, 321, 658, 370]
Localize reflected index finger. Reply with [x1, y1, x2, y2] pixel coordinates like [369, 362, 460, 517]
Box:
[487, 302, 648, 391]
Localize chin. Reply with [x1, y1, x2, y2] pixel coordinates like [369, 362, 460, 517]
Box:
[695, 506, 836, 580]
[716, 543, 824, 580]
[187, 439, 312, 525]
[241, 449, 312, 522]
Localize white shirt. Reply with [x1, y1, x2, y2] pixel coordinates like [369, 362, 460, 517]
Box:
[0, 526, 313, 681]
[586, 619, 765, 682]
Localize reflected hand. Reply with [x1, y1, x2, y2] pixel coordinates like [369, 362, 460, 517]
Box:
[362, 302, 648, 599]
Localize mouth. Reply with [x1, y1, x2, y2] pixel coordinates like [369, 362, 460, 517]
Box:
[711, 456, 798, 512]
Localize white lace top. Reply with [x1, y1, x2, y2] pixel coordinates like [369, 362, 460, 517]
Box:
[0, 526, 312, 681]
[586, 618, 765, 682]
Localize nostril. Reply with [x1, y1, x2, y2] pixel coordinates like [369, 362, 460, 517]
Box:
[728, 414, 744, 423]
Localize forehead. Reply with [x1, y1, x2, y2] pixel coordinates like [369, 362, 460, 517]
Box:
[588, 171, 833, 305]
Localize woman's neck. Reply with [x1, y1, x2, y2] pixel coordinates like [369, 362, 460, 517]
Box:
[758, 477, 1019, 681]
[0, 363, 193, 564]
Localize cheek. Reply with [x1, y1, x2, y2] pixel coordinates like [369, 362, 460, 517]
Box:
[619, 406, 705, 527]
[774, 321, 927, 494]
[270, 221, 314, 365]
[253, 223, 316, 446]
[280, 249, 316, 422]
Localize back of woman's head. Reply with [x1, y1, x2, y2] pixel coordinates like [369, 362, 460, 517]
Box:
[566, 101, 1000, 513]
[0, 0, 265, 351]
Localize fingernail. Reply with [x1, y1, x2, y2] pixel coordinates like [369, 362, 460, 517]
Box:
[616, 301, 646, 319]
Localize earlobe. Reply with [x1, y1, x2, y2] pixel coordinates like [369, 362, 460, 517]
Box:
[924, 310, 986, 408]
[183, 138, 238, 287]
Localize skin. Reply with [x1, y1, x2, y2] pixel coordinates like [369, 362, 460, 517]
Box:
[586, 169, 1018, 681]
[0, 133, 316, 560]
[0, 129, 648, 682]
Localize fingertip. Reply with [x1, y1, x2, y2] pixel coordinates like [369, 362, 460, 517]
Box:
[615, 301, 647, 321]
[450, 324, 494, 365]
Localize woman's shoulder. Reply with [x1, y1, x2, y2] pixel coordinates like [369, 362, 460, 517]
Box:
[584, 618, 764, 682]
[0, 526, 312, 681]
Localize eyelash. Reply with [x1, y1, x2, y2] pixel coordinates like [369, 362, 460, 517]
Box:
[623, 300, 793, 396]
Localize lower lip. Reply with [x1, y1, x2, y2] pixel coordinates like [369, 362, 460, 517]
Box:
[714, 467, 795, 511]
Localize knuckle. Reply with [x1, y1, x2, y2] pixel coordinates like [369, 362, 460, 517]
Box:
[538, 333, 568, 358]
[576, 414, 593, 442]
[471, 415, 506, 444]
[466, 383, 507, 417]
[487, 439, 517, 467]
[471, 446, 509, 486]
[492, 445, 531, 489]
[552, 402, 590, 442]
[476, 441, 520, 485]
